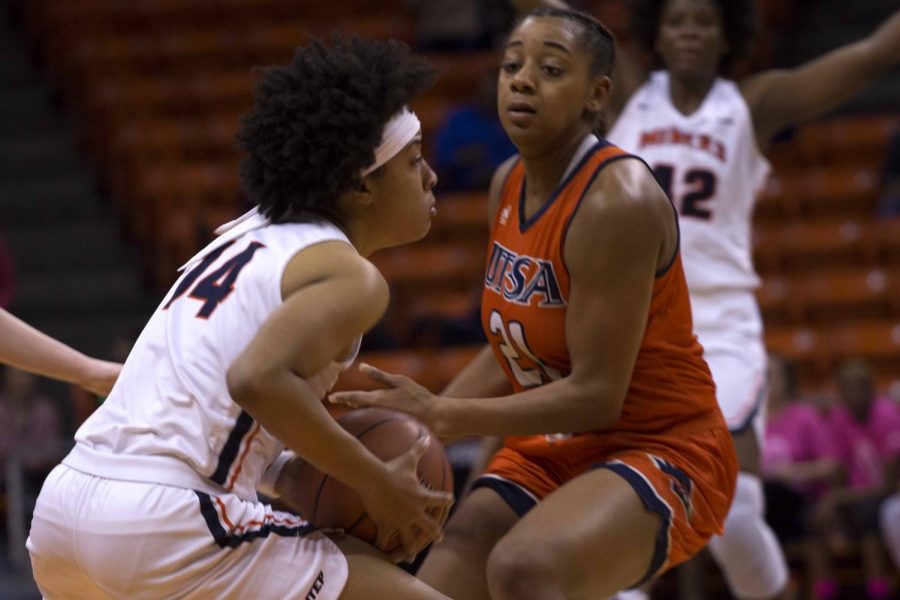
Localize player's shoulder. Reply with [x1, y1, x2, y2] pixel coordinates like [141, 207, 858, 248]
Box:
[282, 240, 387, 302]
[589, 156, 667, 215]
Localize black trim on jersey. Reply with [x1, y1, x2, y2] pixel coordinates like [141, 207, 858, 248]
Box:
[518, 139, 610, 234]
[195, 491, 317, 549]
[210, 410, 255, 486]
[597, 462, 672, 588]
[560, 150, 636, 281]
[471, 476, 538, 517]
[655, 170, 682, 278]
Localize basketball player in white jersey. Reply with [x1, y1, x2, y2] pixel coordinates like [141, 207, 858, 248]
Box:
[507, 1, 900, 598]
[0, 308, 120, 395]
[26, 36, 453, 600]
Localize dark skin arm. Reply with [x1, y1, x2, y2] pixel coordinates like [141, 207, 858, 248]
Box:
[743, 9, 900, 146]
[227, 242, 452, 558]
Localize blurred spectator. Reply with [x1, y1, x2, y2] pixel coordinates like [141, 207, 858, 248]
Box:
[877, 130, 900, 217]
[761, 353, 843, 599]
[0, 367, 67, 522]
[433, 73, 516, 192]
[813, 359, 900, 600]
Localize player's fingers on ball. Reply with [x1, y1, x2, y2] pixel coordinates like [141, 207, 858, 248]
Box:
[405, 434, 431, 462]
[374, 526, 394, 552]
[388, 547, 407, 564]
[425, 489, 454, 510]
[362, 363, 416, 388]
[397, 527, 419, 562]
[328, 391, 371, 407]
[358, 363, 393, 385]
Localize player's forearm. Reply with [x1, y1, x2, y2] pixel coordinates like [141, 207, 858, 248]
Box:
[228, 368, 390, 494]
[868, 10, 900, 71]
[0, 309, 94, 384]
[431, 376, 620, 438]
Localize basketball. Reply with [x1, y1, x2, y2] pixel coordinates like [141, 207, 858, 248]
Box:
[281, 408, 453, 552]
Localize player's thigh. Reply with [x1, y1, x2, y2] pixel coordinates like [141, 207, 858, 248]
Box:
[334, 535, 450, 600]
[489, 467, 660, 599]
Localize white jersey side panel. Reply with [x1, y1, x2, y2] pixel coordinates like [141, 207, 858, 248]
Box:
[607, 71, 770, 335]
[65, 219, 358, 501]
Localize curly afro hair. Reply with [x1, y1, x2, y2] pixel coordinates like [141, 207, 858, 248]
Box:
[628, 0, 758, 73]
[236, 35, 436, 223]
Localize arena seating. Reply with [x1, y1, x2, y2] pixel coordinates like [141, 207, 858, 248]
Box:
[21, 0, 900, 397]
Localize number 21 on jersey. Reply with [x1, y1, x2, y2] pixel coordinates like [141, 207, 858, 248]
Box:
[488, 310, 561, 388]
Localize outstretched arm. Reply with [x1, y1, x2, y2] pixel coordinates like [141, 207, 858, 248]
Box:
[0, 308, 121, 395]
[743, 9, 900, 145]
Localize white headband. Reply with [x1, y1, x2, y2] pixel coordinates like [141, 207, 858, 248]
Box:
[362, 106, 421, 176]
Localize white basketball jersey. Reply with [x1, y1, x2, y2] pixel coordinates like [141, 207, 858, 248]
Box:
[64, 218, 359, 501]
[607, 71, 770, 333]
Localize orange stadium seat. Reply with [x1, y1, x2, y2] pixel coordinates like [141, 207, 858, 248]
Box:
[764, 325, 830, 383]
[777, 166, 880, 218]
[791, 267, 895, 322]
[831, 320, 900, 366]
[429, 192, 491, 243]
[796, 115, 899, 168]
[756, 274, 800, 325]
[873, 217, 900, 263]
[758, 218, 879, 272]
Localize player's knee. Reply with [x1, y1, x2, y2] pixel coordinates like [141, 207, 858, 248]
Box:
[486, 538, 563, 600]
[708, 473, 788, 599]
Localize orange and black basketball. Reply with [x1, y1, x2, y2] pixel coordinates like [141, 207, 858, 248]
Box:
[282, 407, 453, 552]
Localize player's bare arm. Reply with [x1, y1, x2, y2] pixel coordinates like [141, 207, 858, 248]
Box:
[332, 159, 670, 438]
[742, 8, 900, 145]
[228, 241, 451, 554]
[0, 308, 122, 395]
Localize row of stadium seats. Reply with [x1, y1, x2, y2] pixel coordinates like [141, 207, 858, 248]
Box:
[24, 0, 898, 394]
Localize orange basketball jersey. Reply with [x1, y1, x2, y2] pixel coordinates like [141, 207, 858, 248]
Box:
[481, 140, 723, 458]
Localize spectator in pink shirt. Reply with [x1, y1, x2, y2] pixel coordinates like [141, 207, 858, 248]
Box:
[762, 354, 843, 600]
[815, 359, 900, 600]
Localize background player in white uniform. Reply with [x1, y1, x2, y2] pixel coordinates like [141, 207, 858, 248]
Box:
[0, 308, 120, 395]
[27, 35, 453, 600]
[513, 1, 900, 598]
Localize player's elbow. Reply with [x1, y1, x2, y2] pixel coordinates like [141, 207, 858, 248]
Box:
[569, 379, 625, 431]
[226, 358, 270, 410]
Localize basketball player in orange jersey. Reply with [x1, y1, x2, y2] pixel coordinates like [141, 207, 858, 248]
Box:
[0, 308, 120, 395]
[331, 8, 738, 599]
[510, 2, 900, 598]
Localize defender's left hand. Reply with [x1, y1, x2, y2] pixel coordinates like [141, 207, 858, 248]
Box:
[329, 363, 437, 426]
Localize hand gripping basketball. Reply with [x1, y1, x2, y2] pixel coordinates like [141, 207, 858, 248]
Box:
[279, 408, 454, 563]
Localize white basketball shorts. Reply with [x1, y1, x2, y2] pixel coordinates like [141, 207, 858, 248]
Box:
[27, 464, 349, 599]
[691, 289, 767, 439]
